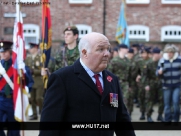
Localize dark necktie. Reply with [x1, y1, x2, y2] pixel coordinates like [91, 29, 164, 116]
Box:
[4, 61, 11, 96]
[93, 74, 103, 95]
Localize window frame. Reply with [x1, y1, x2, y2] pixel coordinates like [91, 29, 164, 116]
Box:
[23, 24, 40, 49]
[126, 0, 150, 4]
[128, 25, 149, 42]
[75, 24, 92, 39]
[69, 0, 93, 4]
[161, 0, 181, 4]
[161, 25, 181, 42]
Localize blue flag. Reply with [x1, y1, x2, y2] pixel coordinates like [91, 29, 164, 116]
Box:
[116, 2, 129, 47]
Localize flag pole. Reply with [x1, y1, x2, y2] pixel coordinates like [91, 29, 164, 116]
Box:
[17, 0, 25, 135]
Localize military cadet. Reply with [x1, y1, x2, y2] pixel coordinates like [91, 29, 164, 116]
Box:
[151, 47, 164, 122]
[136, 47, 152, 121]
[25, 43, 44, 120]
[125, 48, 137, 117]
[113, 46, 119, 58]
[108, 44, 132, 115]
[144, 47, 156, 122]
[131, 44, 141, 105]
[147, 47, 153, 59]
[0, 41, 20, 136]
[48, 26, 79, 73]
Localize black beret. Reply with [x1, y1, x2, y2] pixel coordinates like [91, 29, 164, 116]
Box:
[132, 44, 140, 48]
[141, 47, 151, 53]
[152, 47, 161, 53]
[113, 47, 118, 52]
[29, 43, 39, 49]
[0, 41, 13, 52]
[128, 48, 134, 53]
[118, 44, 128, 49]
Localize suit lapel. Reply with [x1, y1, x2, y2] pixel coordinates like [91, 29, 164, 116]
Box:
[74, 60, 101, 96]
[101, 70, 111, 102]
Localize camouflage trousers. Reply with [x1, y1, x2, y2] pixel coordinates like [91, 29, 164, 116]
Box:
[146, 80, 164, 116]
[145, 80, 156, 117]
[137, 82, 146, 113]
[143, 80, 164, 117]
[153, 81, 164, 115]
[120, 81, 134, 114]
[132, 81, 139, 101]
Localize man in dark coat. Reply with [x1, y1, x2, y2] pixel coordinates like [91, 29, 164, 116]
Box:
[39, 32, 135, 136]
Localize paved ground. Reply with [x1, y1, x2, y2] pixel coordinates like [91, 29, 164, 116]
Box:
[9, 104, 181, 136]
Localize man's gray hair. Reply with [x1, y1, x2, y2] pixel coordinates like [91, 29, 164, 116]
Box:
[78, 38, 91, 56]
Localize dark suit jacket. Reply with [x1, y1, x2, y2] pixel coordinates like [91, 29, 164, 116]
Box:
[39, 59, 135, 136]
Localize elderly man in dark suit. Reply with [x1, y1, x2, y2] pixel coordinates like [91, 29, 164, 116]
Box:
[39, 32, 135, 136]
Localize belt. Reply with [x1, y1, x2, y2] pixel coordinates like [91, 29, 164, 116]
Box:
[0, 93, 12, 98]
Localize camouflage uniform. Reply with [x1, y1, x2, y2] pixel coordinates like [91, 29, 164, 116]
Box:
[126, 57, 137, 115]
[147, 59, 163, 117]
[137, 58, 151, 114]
[108, 56, 132, 114]
[132, 53, 141, 102]
[48, 45, 79, 72]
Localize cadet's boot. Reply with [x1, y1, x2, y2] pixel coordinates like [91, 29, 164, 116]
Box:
[147, 116, 154, 122]
[29, 115, 38, 120]
[139, 112, 145, 120]
[157, 114, 164, 122]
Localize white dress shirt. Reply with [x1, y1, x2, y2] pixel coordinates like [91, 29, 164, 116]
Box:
[80, 58, 104, 90]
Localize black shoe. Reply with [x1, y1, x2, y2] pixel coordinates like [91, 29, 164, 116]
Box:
[157, 115, 164, 122]
[29, 115, 38, 120]
[29, 115, 34, 118]
[139, 113, 145, 120]
[147, 117, 154, 122]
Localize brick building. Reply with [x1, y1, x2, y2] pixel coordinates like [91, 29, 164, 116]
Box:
[0, 0, 181, 51]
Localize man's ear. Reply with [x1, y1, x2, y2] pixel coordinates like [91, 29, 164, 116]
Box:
[82, 49, 87, 57]
[74, 34, 78, 40]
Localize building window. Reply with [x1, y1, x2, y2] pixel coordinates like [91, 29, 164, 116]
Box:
[161, 0, 181, 4]
[69, 0, 93, 4]
[4, 27, 14, 35]
[128, 25, 149, 41]
[161, 25, 181, 42]
[75, 24, 92, 39]
[23, 24, 40, 49]
[126, 0, 150, 4]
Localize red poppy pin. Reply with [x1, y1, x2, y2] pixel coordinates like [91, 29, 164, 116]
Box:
[107, 76, 112, 82]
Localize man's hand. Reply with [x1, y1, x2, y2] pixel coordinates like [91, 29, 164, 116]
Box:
[136, 75, 141, 82]
[158, 68, 163, 75]
[145, 85, 150, 91]
[41, 68, 49, 76]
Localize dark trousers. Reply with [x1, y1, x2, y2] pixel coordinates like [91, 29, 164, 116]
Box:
[0, 96, 20, 136]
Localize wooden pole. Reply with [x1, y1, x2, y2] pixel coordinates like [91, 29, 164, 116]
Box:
[20, 69, 25, 136]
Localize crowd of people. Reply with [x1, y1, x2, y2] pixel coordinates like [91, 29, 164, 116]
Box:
[108, 43, 181, 123]
[0, 25, 181, 136]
